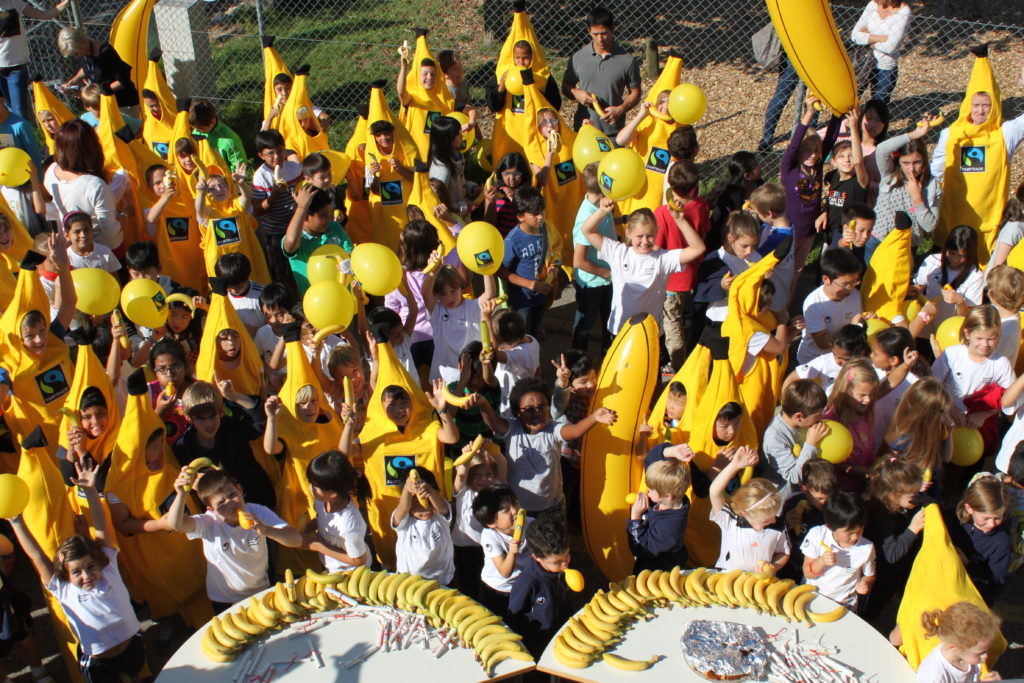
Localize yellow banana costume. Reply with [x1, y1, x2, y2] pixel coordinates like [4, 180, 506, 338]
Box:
[262, 36, 292, 129]
[936, 46, 1008, 265]
[491, 0, 551, 163]
[0, 191, 31, 278]
[399, 29, 454, 159]
[105, 368, 211, 628]
[57, 345, 122, 465]
[278, 66, 329, 159]
[862, 217, 911, 321]
[521, 69, 583, 264]
[407, 161, 457, 252]
[31, 78, 74, 154]
[0, 253, 73, 448]
[342, 109, 373, 244]
[366, 80, 420, 252]
[0, 254, 15, 311]
[95, 94, 146, 246]
[16, 427, 83, 683]
[580, 314, 659, 580]
[684, 337, 758, 568]
[108, 0, 154, 96]
[722, 244, 784, 435]
[170, 106, 234, 201]
[195, 277, 264, 398]
[896, 504, 1006, 669]
[361, 340, 443, 568]
[141, 49, 178, 160]
[621, 55, 683, 215]
[646, 350, 707, 446]
[199, 194, 272, 284]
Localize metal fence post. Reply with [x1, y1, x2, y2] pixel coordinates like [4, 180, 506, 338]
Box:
[254, 0, 266, 45]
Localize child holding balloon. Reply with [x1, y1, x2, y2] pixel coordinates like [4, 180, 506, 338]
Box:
[421, 257, 495, 384]
[282, 183, 354, 296]
[911, 225, 984, 340]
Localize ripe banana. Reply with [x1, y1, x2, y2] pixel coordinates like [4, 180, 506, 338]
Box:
[649, 107, 673, 122]
[110, 310, 130, 350]
[581, 604, 620, 633]
[554, 636, 595, 669]
[807, 602, 848, 623]
[605, 590, 633, 613]
[781, 584, 817, 623]
[201, 628, 238, 662]
[512, 508, 526, 543]
[272, 164, 285, 186]
[367, 570, 388, 604]
[422, 244, 446, 275]
[452, 434, 484, 467]
[182, 457, 215, 492]
[590, 93, 606, 117]
[440, 384, 473, 408]
[546, 130, 560, 154]
[658, 570, 680, 601]
[566, 618, 605, 650]
[684, 568, 710, 605]
[229, 610, 264, 637]
[192, 155, 208, 179]
[792, 591, 817, 626]
[916, 113, 946, 128]
[343, 376, 354, 409]
[480, 317, 492, 354]
[634, 569, 654, 599]
[407, 468, 431, 509]
[717, 569, 743, 606]
[764, 578, 795, 616]
[559, 627, 599, 655]
[274, 581, 302, 616]
[398, 39, 410, 60]
[217, 613, 249, 643]
[208, 615, 239, 650]
[483, 648, 532, 676]
[603, 653, 661, 671]
[162, 168, 177, 191]
[305, 567, 347, 586]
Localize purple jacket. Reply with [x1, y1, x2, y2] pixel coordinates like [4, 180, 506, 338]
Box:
[780, 118, 842, 238]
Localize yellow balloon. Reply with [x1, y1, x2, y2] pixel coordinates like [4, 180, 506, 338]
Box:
[906, 298, 922, 322]
[457, 221, 504, 276]
[0, 473, 30, 518]
[950, 426, 984, 467]
[597, 148, 646, 201]
[0, 147, 30, 187]
[668, 83, 707, 125]
[119, 278, 168, 329]
[71, 268, 120, 315]
[307, 254, 344, 286]
[311, 243, 349, 260]
[303, 280, 356, 332]
[350, 243, 402, 296]
[818, 419, 854, 464]
[936, 316, 964, 352]
[504, 69, 526, 96]
[319, 150, 352, 183]
[448, 111, 475, 153]
[571, 124, 614, 173]
[475, 138, 493, 173]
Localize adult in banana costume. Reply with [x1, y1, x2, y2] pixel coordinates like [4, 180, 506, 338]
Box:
[195, 277, 265, 399]
[141, 49, 177, 160]
[365, 80, 419, 252]
[106, 368, 211, 629]
[486, 0, 558, 164]
[0, 250, 76, 448]
[931, 44, 1024, 265]
[397, 29, 454, 160]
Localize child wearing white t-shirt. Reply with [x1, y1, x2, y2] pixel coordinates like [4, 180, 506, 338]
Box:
[421, 263, 496, 384]
[391, 467, 455, 586]
[63, 211, 121, 273]
[451, 440, 507, 598]
[796, 248, 865, 365]
[9, 456, 145, 682]
[709, 448, 791, 573]
[580, 197, 705, 338]
[168, 468, 302, 611]
[916, 602, 1002, 683]
[483, 304, 540, 412]
[800, 491, 875, 609]
[986, 265, 1024, 364]
[472, 484, 530, 616]
[304, 451, 370, 573]
[784, 323, 869, 397]
[911, 226, 985, 341]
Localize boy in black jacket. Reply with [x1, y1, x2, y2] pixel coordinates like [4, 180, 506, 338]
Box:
[627, 444, 691, 572]
[508, 514, 572, 658]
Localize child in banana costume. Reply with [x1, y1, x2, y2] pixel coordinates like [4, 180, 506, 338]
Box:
[194, 166, 272, 284]
[141, 49, 177, 160]
[397, 30, 454, 159]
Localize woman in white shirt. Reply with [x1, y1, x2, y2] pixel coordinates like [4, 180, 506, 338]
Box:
[851, 0, 912, 104]
[42, 119, 122, 251]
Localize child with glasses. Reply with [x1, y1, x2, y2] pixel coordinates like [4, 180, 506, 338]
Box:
[796, 247, 869, 365]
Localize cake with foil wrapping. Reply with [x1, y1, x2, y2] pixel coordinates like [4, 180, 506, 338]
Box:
[681, 620, 768, 681]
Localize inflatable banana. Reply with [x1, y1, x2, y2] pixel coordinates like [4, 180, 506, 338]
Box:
[936, 46, 1008, 265]
[862, 217, 911, 322]
[766, 0, 857, 116]
[621, 55, 682, 216]
[199, 194, 272, 285]
[491, 0, 551, 163]
[399, 29, 454, 159]
[106, 368, 211, 628]
[109, 0, 155, 96]
[366, 80, 419, 252]
[195, 278, 264, 397]
[521, 69, 582, 264]
[896, 505, 1006, 669]
[361, 340, 444, 568]
[342, 109, 373, 244]
[31, 77, 74, 154]
[278, 66, 329, 159]
[261, 36, 292, 127]
[580, 314, 659, 580]
[141, 49, 177, 160]
[0, 254, 73, 448]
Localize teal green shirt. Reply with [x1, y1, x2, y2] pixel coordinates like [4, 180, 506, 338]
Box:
[284, 221, 355, 295]
[193, 120, 247, 173]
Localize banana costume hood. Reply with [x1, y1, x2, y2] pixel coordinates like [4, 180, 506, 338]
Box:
[0, 190, 32, 277]
[343, 107, 373, 244]
[722, 238, 787, 434]
[279, 66, 329, 159]
[198, 192, 272, 285]
[366, 81, 419, 251]
[621, 55, 683, 215]
[262, 36, 292, 129]
[361, 338, 443, 568]
[407, 160, 457, 252]
[862, 212, 912, 321]
[95, 93, 146, 246]
[108, 0, 153, 96]
[141, 49, 177, 160]
[0, 252, 73, 448]
[32, 77, 74, 154]
[106, 368, 211, 627]
[937, 45, 1008, 265]
[896, 504, 1006, 669]
[521, 69, 582, 264]
[684, 337, 758, 568]
[399, 29, 454, 159]
[57, 345, 122, 464]
[195, 277, 263, 397]
[491, 0, 550, 163]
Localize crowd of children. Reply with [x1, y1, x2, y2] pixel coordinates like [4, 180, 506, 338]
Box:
[0, 4, 1023, 683]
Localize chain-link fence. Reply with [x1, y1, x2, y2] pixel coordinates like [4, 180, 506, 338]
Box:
[22, 0, 1024, 178]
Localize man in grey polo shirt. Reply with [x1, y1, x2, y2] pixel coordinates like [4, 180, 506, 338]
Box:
[561, 6, 641, 136]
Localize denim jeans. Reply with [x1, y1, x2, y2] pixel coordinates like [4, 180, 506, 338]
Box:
[869, 66, 899, 104]
[0, 65, 29, 123]
[760, 59, 800, 149]
[864, 234, 882, 265]
[571, 281, 612, 353]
